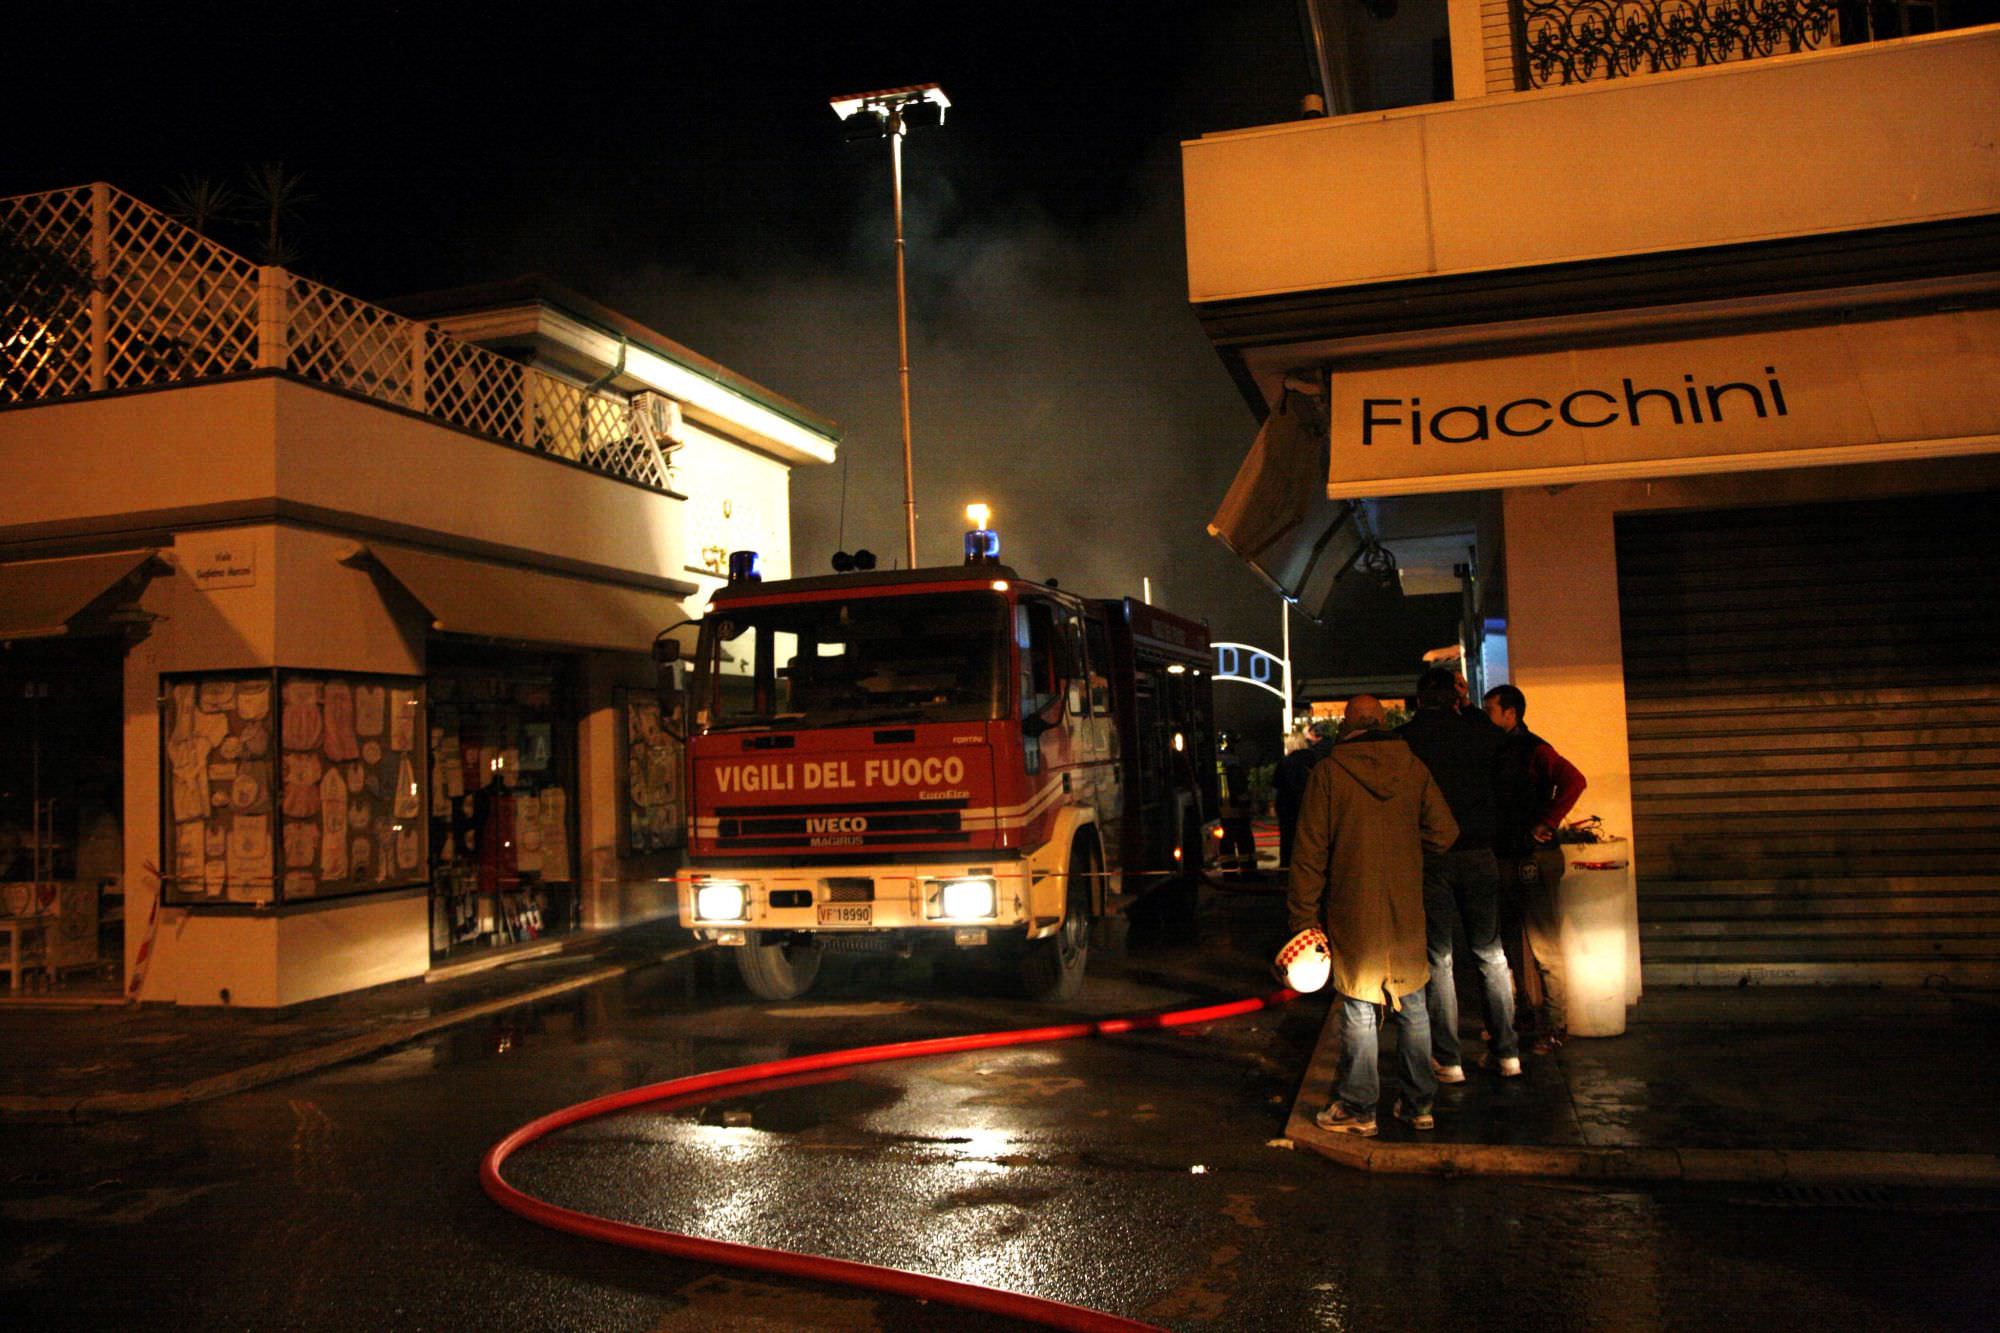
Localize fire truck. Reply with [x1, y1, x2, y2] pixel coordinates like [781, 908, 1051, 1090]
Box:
[664, 538, 1218, 1000]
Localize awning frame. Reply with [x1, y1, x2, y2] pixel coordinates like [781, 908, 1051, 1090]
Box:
[0, 549, 171, 642]
[348, 544, 692, 657]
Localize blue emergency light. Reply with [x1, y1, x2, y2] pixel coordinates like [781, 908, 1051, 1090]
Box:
[963, 528, 1000, 564]
[727, 550, 762, 583]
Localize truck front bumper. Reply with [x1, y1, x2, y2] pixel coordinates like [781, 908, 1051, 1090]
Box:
[677, 859, 1040, 944]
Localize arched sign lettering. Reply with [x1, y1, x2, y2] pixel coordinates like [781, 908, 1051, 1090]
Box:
[1212, 641, 1287, 701]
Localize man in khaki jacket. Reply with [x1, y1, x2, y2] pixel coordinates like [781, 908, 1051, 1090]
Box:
[1288, 696, 1460, 1136]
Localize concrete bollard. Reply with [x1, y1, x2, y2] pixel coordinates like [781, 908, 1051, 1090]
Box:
[1558, 838, 1632, 1037]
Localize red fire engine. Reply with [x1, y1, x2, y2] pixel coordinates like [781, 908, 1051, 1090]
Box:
[666, 540, 1218, 1000]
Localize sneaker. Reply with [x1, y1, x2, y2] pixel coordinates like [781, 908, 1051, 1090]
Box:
[1313, 1103, 1378, 1137]
[1431, 1059, 1466, 1085]
[1394, 1099, 1435, 1131]
[1531, 1028, 1567, 1056]
[1479, 1053, 1524, 1078]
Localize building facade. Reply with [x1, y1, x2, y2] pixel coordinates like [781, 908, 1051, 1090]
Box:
[0, 184, 837, 1005]
[1191, 16, 2000, 985]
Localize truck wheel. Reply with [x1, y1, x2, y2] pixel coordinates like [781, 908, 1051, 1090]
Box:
[736, 933, 822, 1000]
[1020, 836, 1094, 1001]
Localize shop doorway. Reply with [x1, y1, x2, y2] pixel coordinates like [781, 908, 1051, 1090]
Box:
[0, 635, 125, 995]
[1616, 489, 2000, 985]
[425, 642, 581, 961]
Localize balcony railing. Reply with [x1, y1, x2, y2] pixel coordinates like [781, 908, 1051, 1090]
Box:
[1513, 0, 1840, 88]
[1510, 1, 1997, 90]
[0, 184, 672, 492]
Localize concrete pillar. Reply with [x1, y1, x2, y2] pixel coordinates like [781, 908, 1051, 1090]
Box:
[256, 266, 289, 370]
[121, 619, 163, 999]
[1446, 0, 1491, 100]
[88, 183, 109, 391]
[1498, 484, 1638, 880]
[576, 656, 623, 929]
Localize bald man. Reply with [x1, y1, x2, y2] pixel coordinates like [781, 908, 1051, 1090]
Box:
[1288, 695, 1459, 1136]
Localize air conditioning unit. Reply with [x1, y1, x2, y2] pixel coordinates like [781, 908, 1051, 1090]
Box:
[631, 392, 684, 452]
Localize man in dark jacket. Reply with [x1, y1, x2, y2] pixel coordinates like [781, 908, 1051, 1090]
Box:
[1289, 696, 1458, 1136]
[1216, 733, 1259, 879]
[1398, 668, 1521, 1080]
[1486, 684, 1588, 1048]
[1273, 721, 1332, 869]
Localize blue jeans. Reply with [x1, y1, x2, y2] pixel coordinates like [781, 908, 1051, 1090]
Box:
[1423, 849, 1519, 1065]
[1336, 986, 1438, 1117]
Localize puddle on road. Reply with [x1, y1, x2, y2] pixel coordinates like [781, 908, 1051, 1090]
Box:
[932, 1181, 1060, 1212]
[678, 1075, 904, 1134]
[313, 1044, 438, 1085]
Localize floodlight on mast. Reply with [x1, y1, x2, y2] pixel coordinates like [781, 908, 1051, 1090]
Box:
[829, 82, 951, 571]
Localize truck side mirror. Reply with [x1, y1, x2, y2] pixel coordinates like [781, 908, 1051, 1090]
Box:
[651, 638, 682, 666]
[1023, 712, 1057, 738]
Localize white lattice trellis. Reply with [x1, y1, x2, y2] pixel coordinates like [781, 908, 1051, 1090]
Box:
[1, 183, 675, 495]
[101, 190, 258, 389]
[287, 274, 419, 404]
[588, 397, 673, 490]
[527, 373, 667, 488]
[0, 186, 95, 402]
[425, 335, 526, 442]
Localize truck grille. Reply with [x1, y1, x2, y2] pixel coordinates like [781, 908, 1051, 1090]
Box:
[714, 799, 969, 849]
[823, 878, 874, 902]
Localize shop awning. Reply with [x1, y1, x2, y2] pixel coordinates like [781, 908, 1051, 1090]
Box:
[1208, 393, 1377, 624]
[355, 544, 694, 656]
[0, 550, 167, 641]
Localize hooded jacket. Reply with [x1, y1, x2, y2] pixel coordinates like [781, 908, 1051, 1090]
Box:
[1286, 730, 1459, 1007]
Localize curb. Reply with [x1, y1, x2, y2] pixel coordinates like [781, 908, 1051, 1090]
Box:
[0, 943, 709, 1123]
[1286, 1000, 2000, 1189]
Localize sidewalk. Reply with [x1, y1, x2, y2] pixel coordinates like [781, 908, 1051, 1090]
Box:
[0, 921, 702, 1121]
[1287, 984, 2000, 1187]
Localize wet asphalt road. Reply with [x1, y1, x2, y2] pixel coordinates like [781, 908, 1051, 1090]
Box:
[2, 891, 1996, 1331]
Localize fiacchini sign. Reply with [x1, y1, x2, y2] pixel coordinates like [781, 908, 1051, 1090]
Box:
[1326, 307, 2000, 497]
[1358, 368, 1790, 447]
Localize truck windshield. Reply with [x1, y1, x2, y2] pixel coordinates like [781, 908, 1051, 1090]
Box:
[703, 591, 1008, 729]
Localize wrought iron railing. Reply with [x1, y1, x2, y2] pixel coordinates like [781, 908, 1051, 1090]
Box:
[0, 184, 672, 491]
[1514, 0, 1840, 88]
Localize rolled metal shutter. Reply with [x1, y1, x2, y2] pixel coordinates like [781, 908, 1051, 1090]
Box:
[1616, 490, 2000, 985]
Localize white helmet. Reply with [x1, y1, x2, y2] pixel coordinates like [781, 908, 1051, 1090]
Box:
[1275, 927, 1331, 994]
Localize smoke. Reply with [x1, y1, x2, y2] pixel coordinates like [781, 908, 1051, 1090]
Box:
[621, 150, 1278, 650]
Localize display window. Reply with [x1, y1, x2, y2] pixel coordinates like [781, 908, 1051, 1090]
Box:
[2, 636, 124, 990]
[620, 688, 684, 853]
[427, 654, 578, 955]
[161, 670, 428, 906]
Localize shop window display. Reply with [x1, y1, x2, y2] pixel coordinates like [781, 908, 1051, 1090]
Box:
[621, 689, 684, 853]
[428, 662, 577, 955]
[162, 671, 428, 905]
[2, 639, 124, 988]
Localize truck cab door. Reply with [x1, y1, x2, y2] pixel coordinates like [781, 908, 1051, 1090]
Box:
[1020, 599, 1084, 774]
[1079, 611, 1121, 860]
[1019, 600, 1059, 776]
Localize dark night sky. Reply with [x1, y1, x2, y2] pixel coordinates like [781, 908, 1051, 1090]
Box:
[8, 1, 1321, 723]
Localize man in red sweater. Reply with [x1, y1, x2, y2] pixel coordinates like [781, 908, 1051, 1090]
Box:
[1483, 685, 1588, 1049]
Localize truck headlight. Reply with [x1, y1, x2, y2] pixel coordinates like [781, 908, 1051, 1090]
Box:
[694, 880, 749, 922]
[939, 877, 997, 920]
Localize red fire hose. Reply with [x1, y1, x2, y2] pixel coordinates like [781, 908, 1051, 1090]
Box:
[482, 988, 1298, 1332]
